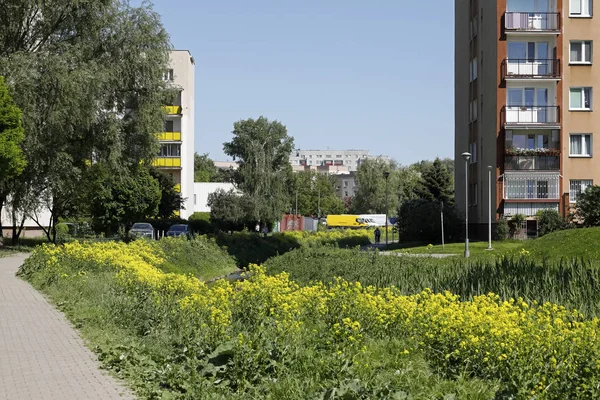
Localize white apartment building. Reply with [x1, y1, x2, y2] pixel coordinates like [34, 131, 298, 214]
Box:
[153, 50, 195, 219]
[290, 149, 390, 172]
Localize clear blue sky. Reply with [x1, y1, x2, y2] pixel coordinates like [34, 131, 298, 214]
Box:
[149, 0, 454, 165]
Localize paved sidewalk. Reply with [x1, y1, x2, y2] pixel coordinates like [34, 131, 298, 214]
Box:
[0, 253, 133, 400]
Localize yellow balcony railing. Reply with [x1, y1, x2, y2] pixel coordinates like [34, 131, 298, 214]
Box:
[152, 157, 181, 168]
[156, 132, 181, 141]
[163, 105, 182, 115]
[174, 184, 181, 193]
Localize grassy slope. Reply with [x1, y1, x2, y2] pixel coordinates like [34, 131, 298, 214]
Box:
[394, 240, 523, 257]
[156, 237, 239, 280]
[522, 227, 600, 260]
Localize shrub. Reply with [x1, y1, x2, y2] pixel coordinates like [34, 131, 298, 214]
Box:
[536, 209, 566, 237]
[574, 185, 600, 226]
[188, 212, 213, 234]
[495, 218, 510, 240]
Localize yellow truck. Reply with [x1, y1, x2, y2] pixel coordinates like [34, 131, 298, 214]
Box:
[326, 215, 367, 228]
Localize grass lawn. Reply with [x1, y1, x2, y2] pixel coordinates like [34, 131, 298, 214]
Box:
[394, 240, 524, 257]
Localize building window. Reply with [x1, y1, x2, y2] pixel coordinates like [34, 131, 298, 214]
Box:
[570, 41, 592, 64]
[570, 87, 592, 110]
[158, 144, 181, 157]
[570, 134, 593, 156]
[163, 69, 174, 81]
[309, 155, 312, 158]
[317, 155, 322, 158]
[165, 120, 174, 132]
[469, 57, 478, 82]
[344, 191, 349, 197]
[570, 180, 593, 203]
[469, 99, 478, 122]
[570, 0, 592, 16]
[336, 154, 342, 158]
[194, 194, 196, 205]
[469, 142, 478, 164]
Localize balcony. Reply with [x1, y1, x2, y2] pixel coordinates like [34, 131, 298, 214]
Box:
[152, 157, 181, 168]
[503, 172, 560, 200]
[501, 105, 560, 128]
[504, 12, 560, 33]
[505, 155, 560, 171]
[156, 132, 181, 141]
[501, 59, 560, 80]
[163, 105, 182, 115]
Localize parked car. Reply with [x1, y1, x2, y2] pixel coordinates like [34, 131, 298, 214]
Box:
[166, 224, 191, 238]
[129, 223, 154, 239]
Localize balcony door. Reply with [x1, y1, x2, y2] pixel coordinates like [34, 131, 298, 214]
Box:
[507, 88, 549, 123]
[508, 42, 550, 75]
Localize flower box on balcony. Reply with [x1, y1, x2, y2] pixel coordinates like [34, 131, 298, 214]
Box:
[505, 147, 560, 156]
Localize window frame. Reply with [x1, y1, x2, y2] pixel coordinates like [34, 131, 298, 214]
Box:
[570, 179, 594, 203]
[570, 0, 593, 17]
[569, 87, 593, 111]
[569, 134, 593, 157]
[569, 41, 593, 64]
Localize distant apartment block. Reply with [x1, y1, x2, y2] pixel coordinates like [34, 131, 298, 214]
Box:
[290, 149, 390, 172]
[154, 50, 195, 219]
[456, 0, 598, 235]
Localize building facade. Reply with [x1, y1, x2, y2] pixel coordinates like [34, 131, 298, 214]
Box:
[154, 50, 195, 219]
[456, 0, 598, 235]
[289, 149, 389, 172]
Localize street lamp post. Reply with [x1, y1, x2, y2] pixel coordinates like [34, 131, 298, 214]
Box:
[383, 171, 390, 249]
[461, 152, 471, 258]
[487, 165, 493, 250]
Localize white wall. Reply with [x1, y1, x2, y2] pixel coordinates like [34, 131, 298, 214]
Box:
[193, 183, 236, 213]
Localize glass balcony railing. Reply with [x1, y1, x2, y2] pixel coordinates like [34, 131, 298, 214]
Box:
[504, 155, 560, 171]
[152, 157, 181, 168]
[501, 105, 560, 126]
[501, 58, 560, 80]
[163, 105, 182, 115]
[156, 132, 182, 141]
[504, 12, 560, 32]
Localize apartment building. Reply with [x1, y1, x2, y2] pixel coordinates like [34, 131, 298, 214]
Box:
[456, 0, 597, 235]
[154, 50, 195, 218]
[290, 149, 390, 172]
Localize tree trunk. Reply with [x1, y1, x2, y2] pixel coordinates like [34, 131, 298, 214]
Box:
[11, 215, 25, 246]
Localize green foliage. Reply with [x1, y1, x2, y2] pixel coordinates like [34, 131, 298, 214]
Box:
[413, 157, 454, 205]
[0, 0, 172, 239]
[290, 171, 343, 216]
[223, 117, 294, 223]
[0, 76, 26, 188]
[194, 152, 218, 182]
[265, 246, 600, 318]
[495, 218, 510, 240]
[536, 209, 567, 237]
[150, 168, 184, 218]
[574, 185, 600, 227]
[207, 189, 247, 232]
[350, 159, 421, 215]
[156, 237, 238, 280]
[397, 199, 461, 243]
[89, 165, 161, 234]
[188, 212, 212, 234]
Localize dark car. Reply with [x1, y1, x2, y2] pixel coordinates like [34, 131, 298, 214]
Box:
[167, 224, 191, 238]
[130, 222, 155, 239]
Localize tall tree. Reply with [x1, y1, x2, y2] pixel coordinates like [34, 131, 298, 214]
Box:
[290, 171, 344, 217]
[223, 117, 294, 223]
[150, 169, 184, 218]
[194, 153, 217, 182]
[0, 76, 26, 238]
[0, 0, 172, 241]
[574, 185, 600, 227]
[413, 158, 454, 205]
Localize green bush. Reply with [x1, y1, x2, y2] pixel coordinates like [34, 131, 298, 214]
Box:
[188, 212, 213, 234]
[397, 199, 461, 243]
[495, 218, 510, 240]
[536, 209, 566, 237]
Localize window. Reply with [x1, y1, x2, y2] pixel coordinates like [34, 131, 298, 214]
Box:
[570, 180, 593, 203]
[165, 120, 174, 132]
[336, 154, 342, 158]
[163, 69, 174, 81]
[469, 99, 478, 122]
[326, 154, 332, 158]
[570, 41, 592, 64]
[570, 134, 593, 156]
[469, 57, 478, 82]
[194, 194, 196, 205]
[158, 144, 181, 157]
[570, 0, 592, 16]
[317, 155, 322, 158]
[469, 142, 478, 164]
[470, 17, 478, 39]
[570, 87, 593, 110]
[309, 155, 312, 158]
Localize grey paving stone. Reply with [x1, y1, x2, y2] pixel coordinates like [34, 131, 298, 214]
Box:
[0, 254, 134, 400]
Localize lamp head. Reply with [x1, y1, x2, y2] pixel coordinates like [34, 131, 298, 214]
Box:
[383, 171, 390, 179]
[461, 152, 471, 161]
